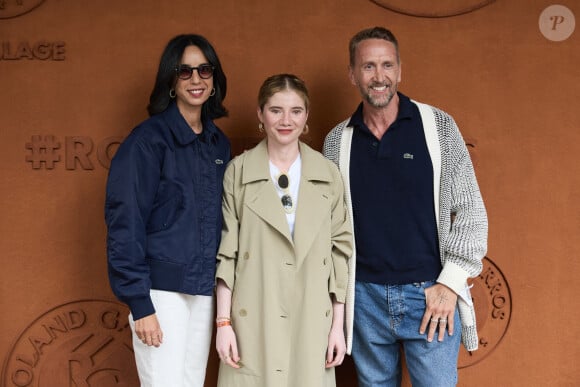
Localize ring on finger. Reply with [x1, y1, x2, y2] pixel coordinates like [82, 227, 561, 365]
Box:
[439, 319, 447, 324]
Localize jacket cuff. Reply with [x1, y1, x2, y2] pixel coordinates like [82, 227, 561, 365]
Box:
[215, 257, 235, 290]
[127, 296, 155, 320]
[329, 255, 348, 303]
[329, 277, 347, 303]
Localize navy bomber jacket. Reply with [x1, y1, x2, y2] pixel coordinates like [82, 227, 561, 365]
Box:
[105, 102, 230, 320]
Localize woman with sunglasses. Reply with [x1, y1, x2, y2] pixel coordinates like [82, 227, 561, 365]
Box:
[214, 74, 353, 387]
[105, 34, 230, 387]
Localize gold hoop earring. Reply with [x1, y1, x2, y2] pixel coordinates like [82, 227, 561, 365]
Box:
[169, 88, 176, 98]
[302, 124, 309, 135]
[210, 88, 216, 97]
[258, 123, 264, 133]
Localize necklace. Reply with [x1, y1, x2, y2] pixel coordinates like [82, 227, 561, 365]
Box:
[275, 172, 294, 214]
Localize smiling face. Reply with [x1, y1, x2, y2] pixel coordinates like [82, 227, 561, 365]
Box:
[258, 89, 308, 148]
[349, 38, 401, 109]
[174, 45, 214, 113]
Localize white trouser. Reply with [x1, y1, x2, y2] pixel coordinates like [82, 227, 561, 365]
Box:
[129, 290, 214, 387]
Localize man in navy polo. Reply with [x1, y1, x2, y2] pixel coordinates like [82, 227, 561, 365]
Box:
[323, 26, 488, 387]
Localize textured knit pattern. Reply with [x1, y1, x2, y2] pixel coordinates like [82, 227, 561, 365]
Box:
[323, 101, 488, 352]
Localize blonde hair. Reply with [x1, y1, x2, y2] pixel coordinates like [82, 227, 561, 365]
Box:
[257, 74, 310, 112]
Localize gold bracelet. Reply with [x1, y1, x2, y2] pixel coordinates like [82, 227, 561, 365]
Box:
[216, 320, 231, 328]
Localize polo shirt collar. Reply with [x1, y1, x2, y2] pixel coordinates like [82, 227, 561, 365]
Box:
[347, 92, 414, 131]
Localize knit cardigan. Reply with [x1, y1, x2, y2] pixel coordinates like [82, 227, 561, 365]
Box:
[323, 100, 488, 352]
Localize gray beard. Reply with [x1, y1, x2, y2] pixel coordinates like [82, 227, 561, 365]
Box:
[364, 90, 394, 108]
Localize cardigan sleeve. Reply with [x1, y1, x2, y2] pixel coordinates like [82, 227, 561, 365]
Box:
[437, 114, 488, 294]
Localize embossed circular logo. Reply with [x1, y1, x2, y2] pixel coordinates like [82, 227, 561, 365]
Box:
[2, 299, 139, 386]
[458, 257, 512, 368]
[369, 0, 496, 18]
[0, 0, 45, 19]
[539, 5, 575, 42]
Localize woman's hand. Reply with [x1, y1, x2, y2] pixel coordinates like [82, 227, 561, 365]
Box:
[215, 279, 240, 368]
[134, 314, 163, 347]
[216, 325, 241, 368]
[326, 322, 346, 368]
[326, 299, 346, 368]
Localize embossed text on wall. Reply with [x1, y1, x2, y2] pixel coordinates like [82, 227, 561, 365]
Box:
[25, 136, 122, 170]
[24, 136, 264, 170]
[1, 300, 139, 387]
[0, 41, 66, 60]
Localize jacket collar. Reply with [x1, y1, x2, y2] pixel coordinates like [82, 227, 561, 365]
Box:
[240, 138, 337, 265]
[241, 139, 333, 185]
[163, 102, 219, 146]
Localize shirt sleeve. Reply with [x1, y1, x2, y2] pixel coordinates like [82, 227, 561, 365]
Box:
[105, 132, 160, 320]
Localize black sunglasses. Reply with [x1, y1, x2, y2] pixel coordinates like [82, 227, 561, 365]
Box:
[277, 173, 294, 214]
[175, 64, 215, 80]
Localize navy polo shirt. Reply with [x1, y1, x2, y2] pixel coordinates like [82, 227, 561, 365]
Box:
[349, 93, 441, 285]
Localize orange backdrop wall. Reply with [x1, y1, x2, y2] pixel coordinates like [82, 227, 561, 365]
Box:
[1, 1, 579, 386]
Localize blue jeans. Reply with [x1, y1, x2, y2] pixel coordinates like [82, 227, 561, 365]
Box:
[352, 280, 461, 387]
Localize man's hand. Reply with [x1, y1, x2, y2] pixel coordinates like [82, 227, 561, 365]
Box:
[420, 284, 458, 342]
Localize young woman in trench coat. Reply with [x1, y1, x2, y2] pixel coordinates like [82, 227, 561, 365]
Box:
[214, 74, 353, 387]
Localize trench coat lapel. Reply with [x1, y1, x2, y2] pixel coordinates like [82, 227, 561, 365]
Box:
[293, 143, 333, 269]
[242, 140, 293, 245]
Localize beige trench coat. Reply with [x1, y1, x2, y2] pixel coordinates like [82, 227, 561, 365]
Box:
[216, 140, 353, 387]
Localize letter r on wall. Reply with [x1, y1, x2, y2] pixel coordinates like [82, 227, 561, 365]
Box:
[65, 136, 94, 170]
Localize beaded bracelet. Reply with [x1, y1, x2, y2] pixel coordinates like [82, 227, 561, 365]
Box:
[216, 320, 231, 328]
